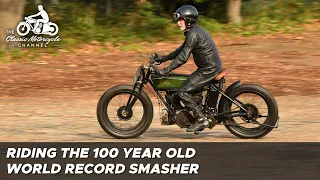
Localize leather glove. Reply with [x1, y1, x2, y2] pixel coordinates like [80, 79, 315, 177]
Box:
[153, 65, 171, 76]
[154, 54, 168, 63]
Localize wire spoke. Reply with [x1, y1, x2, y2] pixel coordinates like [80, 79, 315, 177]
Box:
[132, 115, 140, 121]
[228, 91, 271, 129]
[105, 92, 145, 130]
[231, 106, 240, 111]
[251, 95, 255, 105]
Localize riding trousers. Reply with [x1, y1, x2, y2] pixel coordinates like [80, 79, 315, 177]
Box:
[177, 69, 221, 118]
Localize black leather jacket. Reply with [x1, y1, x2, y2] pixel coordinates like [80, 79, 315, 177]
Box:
[164, 24, 222, 75]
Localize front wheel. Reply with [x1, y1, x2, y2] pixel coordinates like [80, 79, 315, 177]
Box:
[16, 22, 30, 36]
[222, 84, 278, 139]
[97, 85, 153, 139]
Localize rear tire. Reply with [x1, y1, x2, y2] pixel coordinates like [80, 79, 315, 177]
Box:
[97, 85, 153, 139]
[48, 22, 59, 36]
[222, 84, 278, 139]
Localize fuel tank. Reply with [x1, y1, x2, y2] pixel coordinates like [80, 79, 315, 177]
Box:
[151, 74, 188, 90]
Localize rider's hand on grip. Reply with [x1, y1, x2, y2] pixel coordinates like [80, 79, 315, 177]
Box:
[153, 53, 167, 63]
[151, 65, 168, 76]
[151, 53, 158, 58]
[150, 53, 157, 64]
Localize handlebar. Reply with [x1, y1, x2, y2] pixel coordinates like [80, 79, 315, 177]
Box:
[146, 53, 162, 75]
[149, 53, 156, 64]
[149, 53, 161, 66]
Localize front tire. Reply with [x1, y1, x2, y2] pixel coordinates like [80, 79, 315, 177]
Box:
[97, 85, 153, 139]
[222, 84, 278, 139]
[16, 22, 30, 36]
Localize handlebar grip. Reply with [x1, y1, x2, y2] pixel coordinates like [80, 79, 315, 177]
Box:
[150, 53, 158, 64]
[153, 53, 160, 58]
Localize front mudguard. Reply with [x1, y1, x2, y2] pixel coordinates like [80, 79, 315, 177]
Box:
[217, 80, 241, 123]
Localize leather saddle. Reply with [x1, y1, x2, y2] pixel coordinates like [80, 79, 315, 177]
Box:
[215, 69, 229, 80]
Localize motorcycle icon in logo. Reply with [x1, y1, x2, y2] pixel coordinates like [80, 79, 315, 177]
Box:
[16, 5, 59, 36]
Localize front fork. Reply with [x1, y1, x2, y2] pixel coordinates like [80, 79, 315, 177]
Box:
[125, 81, 143, 112]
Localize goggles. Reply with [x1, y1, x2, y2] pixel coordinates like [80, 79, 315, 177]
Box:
[173, 12, 181, 21]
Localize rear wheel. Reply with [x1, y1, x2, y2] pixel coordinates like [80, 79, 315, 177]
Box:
[222, 84, 278, 139]
[48, 22, 59, 36]
[97, 85, 153, 139]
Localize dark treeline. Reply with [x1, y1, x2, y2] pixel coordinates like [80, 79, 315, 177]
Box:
[0, 0, 319, 60]
[0, 0, 319, 48]
[24, 0, 319, 24]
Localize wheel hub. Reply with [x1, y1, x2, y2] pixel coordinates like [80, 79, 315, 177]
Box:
[240, 103, 259, 122]
[117, 106, 133, 121]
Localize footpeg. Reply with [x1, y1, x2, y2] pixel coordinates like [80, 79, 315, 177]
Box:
[186, 128, 200, 135]
[186, 128, 202, 135]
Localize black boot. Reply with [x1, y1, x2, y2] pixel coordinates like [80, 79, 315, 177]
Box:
[186, 117, 210, 133]
[186, 106, 210, 133]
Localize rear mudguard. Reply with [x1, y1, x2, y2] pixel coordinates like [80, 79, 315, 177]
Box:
[217, 80, 241, 123]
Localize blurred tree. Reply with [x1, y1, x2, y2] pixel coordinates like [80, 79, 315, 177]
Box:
[33, 0, 59, 6]
[166, 0, 242, 23]
[35, 0, 41, 5]
[227, 0, 242, 23]
[105, 0, 112, 15]
[0, 0, 26, 46]
[51, 0, 59, 4]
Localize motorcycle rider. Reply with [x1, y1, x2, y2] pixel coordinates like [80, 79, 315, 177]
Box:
[28, 5, 49, 33]
[153, 5, 223, 132]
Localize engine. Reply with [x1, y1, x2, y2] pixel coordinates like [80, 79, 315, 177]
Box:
[165, 91, 203, 110]
[164, 91, 204, 128]
[175, 110, 195, 128]
[160, 109, 174, 125]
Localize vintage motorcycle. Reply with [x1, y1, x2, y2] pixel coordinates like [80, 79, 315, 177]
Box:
[97, 53, 279, 139]
[16, 17, 59, 36]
